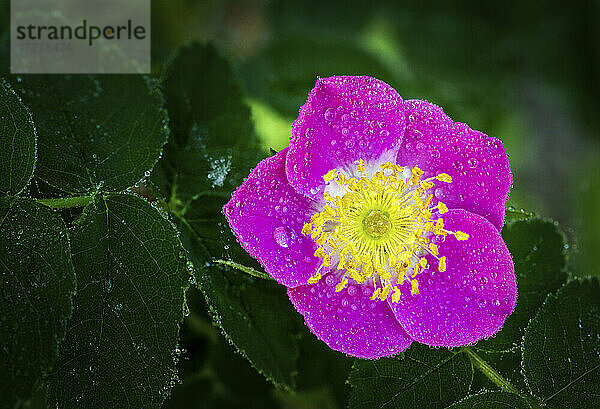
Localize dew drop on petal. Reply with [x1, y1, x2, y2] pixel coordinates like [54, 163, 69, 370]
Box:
[273, 226, 292, 248]
[324, 107, 336, 121]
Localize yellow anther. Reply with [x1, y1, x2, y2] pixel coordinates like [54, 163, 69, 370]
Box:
[438, 202, 448, 214]
[429, 242, 439, 256]
[411, 280, 420, 295]
[316, 232, 327, 246]
[419, 258, 428, 268]
[335, 278, 348, 292]
[420, 180, 434, 191]
[438, 256, 447, 272]
[314, 247, 326, 258]
[356, 159, 366, 173]
[412, 263, 420, 278]
[410, 167, 424, 185]
[436, 173, 453, 183]
[412, 167, 424, 177]
[323, 169, 338, 182]
[301, 223, 312, 235]
[454, 231, 470, 241]
[434, 218, 445, 235]
[380, 284, 392, 301]
[307, 272, 321, 284]
[371, 287, 382, 300]
[392, 288, 401, 303]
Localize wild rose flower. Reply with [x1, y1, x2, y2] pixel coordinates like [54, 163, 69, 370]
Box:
[224, 76, 517, 359]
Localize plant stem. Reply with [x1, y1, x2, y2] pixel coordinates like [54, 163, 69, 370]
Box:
[213, 259, 273, 280]
[461, 347, 521, 395]
[36, 196, 94, 209]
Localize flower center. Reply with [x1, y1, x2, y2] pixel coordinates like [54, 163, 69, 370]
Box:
[363, 210, 391, 238]
[302, 159, 469, 303]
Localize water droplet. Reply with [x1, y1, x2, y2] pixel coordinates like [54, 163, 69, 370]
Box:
[324, 108, 336, 121]
[272, 226, 292, 248]
[452, 161, 464, 172]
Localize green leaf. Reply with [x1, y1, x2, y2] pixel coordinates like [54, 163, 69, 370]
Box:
[477, 219, 568, 351]
[152, 43, 263, 205]
[8, 75, 168, 193]
[0, 198, 75, 409]
[152, 43, 299, 388]
[0, 80, 37, 195]
[239, 35, 397, 117]
[445, 391, 529, 409]
[48, 194, 189, 409]
[165, 287, 281, 409]
[347, 345, 473, 409]
[522, 277, 600, 408]
[176, 194, 302, 389]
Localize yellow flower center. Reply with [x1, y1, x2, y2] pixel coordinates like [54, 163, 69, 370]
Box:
[363, 210, 391, 238]
[302, 159, 469, 303]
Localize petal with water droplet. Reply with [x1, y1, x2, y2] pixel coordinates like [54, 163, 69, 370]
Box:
[224, 148, 320, 287]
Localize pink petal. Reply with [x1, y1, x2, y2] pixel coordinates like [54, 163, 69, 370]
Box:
[389, 209, 517, 347]
[288, 272, 413, 359]
[223, 148, 320, 287]
[286, 76, 406, 200]
[396, 99, 511, 230]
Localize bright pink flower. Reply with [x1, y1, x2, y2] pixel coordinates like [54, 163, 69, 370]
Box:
[224, 76, 516, 359]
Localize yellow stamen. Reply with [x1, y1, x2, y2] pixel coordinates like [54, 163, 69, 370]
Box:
[429, 242, 439, 256]
[454, 231, 470, 241]
[438, 256, 447, 272]
[411, 280, 420, 295]
[335, 278, 348, 292]
[323, 169, 338, 182]
[392, 288, 402, 303]
[307, 272, 321, 284]
[436, 173, 452, 183]
[302, 159, 467, 303]
[438, 202, 448, 214]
